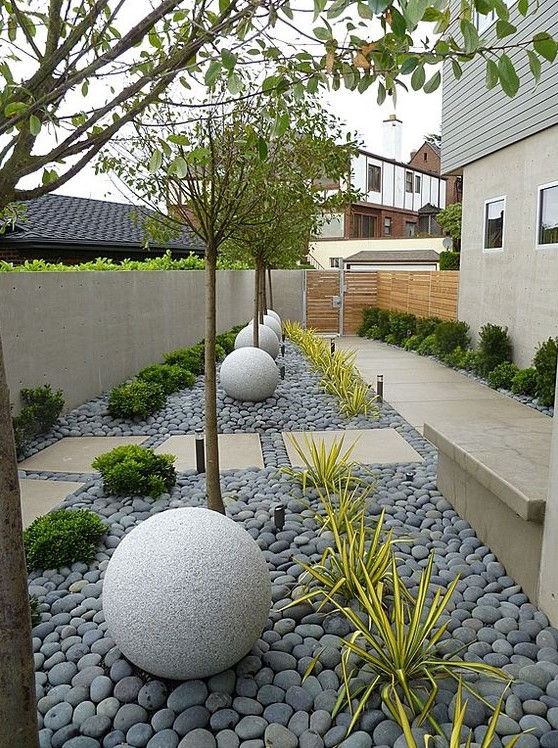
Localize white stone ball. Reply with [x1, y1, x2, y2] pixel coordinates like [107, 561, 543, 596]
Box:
[266, 309, 281, 324]
[255, 315, 282, 341]
[220, 347, 279, 402]
[235, 324, 280, 359]
[102, 507, 271, 680]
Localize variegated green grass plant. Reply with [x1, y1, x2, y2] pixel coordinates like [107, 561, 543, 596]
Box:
[327, 554, 511, 736]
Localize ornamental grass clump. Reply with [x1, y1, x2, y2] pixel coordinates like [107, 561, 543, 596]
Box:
[24, 509, 106, 571]
[280, 433, 362, 495]
[92, 444, 176, 497]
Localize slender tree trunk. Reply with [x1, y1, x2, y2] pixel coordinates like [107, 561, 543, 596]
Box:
[267, 266, 274, 311]
[204, 247, 225, 514]
[262, 263, 268, 314]
[0, 332, 39, 748]
[252, 263, 260, 348]
[258, 258, 265, 324]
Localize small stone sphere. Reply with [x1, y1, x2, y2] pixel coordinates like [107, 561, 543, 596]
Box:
[235, 324, 280, 359]
[220, 347, 279, 402]
[265, 309, 281, 324]
[258, 315, 282, 341]
[102, 507, 271, 681]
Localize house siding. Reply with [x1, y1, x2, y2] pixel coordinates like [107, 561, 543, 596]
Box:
[441, 0, 558, 174]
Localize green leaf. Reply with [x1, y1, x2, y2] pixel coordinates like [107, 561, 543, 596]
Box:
[313, 26, 332, 41]
[257, 136, 268, 160]
[41, 168, 58, 185]
[517, 0, 529, 16]
[497, 54, 520, 96]
[410, 64, 426, 91]
[460, 19, 479, 54]
[376, 81, 386, 104]
[390, 8, 407, 36]
[357, 3, 374, 19]
[148, 28, 161, 48]
[4, 101, 27, 117]
[400, 56, 419, 75]
[328, 0, 350, 19]
[168, 134, 190, 146]
[226, 71, 242, 95]
[496, 19, 517, 38]
[533, 32, 558, 62]
[149, 149, 163, 173]
[204, 60, 222, 87]
[527, 49, 541, 81]
[29, 114, 41, 135]
[451, 59, 463, 80]
[423, 70, 441, 93]
[170, 156, 187, 178]
[367, 0, 391, 12]
[262, 75, 278, 93]
[221, 49, 237, 70]
[485, 58, 499, 89]
[81, 80, 89, 97]
[313, 0, 327, 21]
[405, 0, 429, 28]
[218, 0, 230, 12]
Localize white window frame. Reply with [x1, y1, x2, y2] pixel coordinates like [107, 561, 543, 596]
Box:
[536, 181, 558, 250]
[405, 171, 413, 193]
[483, 196, 506, 251]
[415, 174, 421, 193]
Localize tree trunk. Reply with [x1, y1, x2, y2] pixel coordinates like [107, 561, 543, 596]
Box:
[204, 247, 225, 514]
[252, 262, 260, 348]
[258, 258, 265, 324]
[267, 266, 274, 311]
[0, 331, 39, 748]
[262, 261, 268, 314]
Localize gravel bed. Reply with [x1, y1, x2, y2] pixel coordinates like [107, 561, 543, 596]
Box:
[26, 342, 558, 748]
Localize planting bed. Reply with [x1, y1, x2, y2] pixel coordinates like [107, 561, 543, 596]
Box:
[24, 343, 558, 748]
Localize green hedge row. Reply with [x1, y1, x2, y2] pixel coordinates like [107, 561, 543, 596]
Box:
[358, 307, 557, 407]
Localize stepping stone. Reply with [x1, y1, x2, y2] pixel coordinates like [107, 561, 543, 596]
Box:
[18, 437, 147, 474]
[155, 434, 264, 471]
[282, 429, 423, 466]
[19, 479, 85, 528]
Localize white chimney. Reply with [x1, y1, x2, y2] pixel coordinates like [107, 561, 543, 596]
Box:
[383, 114, 403, 162]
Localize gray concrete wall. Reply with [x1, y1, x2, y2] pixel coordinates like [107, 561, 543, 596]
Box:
[0, 270, 304, 412]
[457, 126, 558, 368]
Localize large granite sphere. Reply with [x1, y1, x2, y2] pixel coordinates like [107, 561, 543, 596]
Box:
[103, 507, 271, 680]
[259, 314, 282, 341]
[220, 347, 279, 402]
[235, 323, 280, 359]
[266, 309, 281, 324]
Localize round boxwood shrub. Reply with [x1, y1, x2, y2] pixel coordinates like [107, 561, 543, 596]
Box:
[487, 361, 519, 390]
[24, 509, 106, 571]
[417, 334, 438, 356]
[108, 380, 166, 420]
[434, 320, 470, 355]
[511, 367, 538, 397]
[164, 345, 204, 375]
[477, 323, 513, 377]
[137, 363, 195, 395]
[92, 444, 177, 497]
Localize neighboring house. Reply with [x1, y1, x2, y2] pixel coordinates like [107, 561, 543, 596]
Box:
[0, 194, 204, 264]
[344, 249, 440, 271]
[409, 141, 462, 206]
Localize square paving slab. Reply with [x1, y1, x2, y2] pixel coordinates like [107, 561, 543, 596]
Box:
[282, 429, 423, 466]
[18, 436, 147, 473]
[155, 434, 264, 471]
[19, 479, 85, 528]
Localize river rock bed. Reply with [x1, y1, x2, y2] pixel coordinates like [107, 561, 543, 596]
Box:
[26, 342, 558, 748]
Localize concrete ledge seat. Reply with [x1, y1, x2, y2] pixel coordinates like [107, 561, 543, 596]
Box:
[424, 421, 550, 604]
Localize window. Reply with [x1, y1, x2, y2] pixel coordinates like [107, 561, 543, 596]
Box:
[405, 171, 413, 193]
[537, 183, 558, 246]
[415, 175, 421, 193]
[330, 257, 342, 268]
[484, 197, 505, 250]
[352, 213, 376, 238]
[475, 0, 513, 31]
[423, 152, 428, 162]
[367, 164, 381, 192]
[384, 216, 392, 236]
[406, 221, 416, 237]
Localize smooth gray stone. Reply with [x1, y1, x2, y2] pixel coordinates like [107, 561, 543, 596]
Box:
[215, 730, 240, 748]
[146, 730, 179, 748]
[80, 715, 112, 739]
[263, 703, 294, 726]
[338, 732, 374, 748]
[113, 704, 148, 732]
[125, 722, 154, 747]
[173, 705, 210, 735]
[113, 675, 143, 703]
[44, 702, 73, 731]
[519, 714, 552, 737]
[177, 729, 217, 748]
[210, 709, 240, 731]
[235, 715, 268, 739]
[264, 723, 298, 748]
[150, 708, 176, 732]
[167, 681, 209, 711]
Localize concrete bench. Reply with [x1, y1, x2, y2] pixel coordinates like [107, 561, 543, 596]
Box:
[424, 419, 552, 604]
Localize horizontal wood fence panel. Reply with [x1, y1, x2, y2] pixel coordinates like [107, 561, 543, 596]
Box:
[305, 271, 340, 333]
[343, 272, 378, 334]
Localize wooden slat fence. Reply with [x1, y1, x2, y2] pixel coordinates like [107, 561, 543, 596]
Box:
[376, 271, 459, 321]
[305, 271, 340, 333]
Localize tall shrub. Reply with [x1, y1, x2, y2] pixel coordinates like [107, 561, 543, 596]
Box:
[533, 337, 558, 407]
[434, 320, 470, 355]
[477, 323, 512, 376]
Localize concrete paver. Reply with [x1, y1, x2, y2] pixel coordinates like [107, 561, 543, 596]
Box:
[282, 429, 423, 466]
[155, 434, 264, 471]
[19, 479, 85, 528]
[18, 436, 147, 473]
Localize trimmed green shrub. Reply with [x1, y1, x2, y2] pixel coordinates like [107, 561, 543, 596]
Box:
[92, 444, 176, 497]
[488, 362, 519, 390]
[164, 345, 204, 375]
[534, 337, 558, 407]
[415, 316, 442, 340]
[216, 326, 245, 354]
[439, 250, 460, 270]
[461, 348, 482, 372]
[29, 595, 41, 627]
[511, 367, 538, 397]
[403, 335, 421, 351]
[417, 334, 438, 356]
[24, 509, 106, 571]
[108, 380, 165, 420]
[12, 384, 64, 451]
[215, 343, 226, 361]
[477, 323, 513, 376]
[434, 320, 470, 355]
[442, 346, 469, 369]
[357, 307, 380, 337]
[374, 309, 392, 340]
[137, 363, 195, 395]
[388, 312, 416, 345]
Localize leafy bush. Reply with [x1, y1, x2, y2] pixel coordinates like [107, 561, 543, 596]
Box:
[24, 509, 106, 571]
[92, 444, 176, 497]
[403, 334, 421, 351]
[511, 367, 538, 397]
[375, 309, 392, 340]
[384, 334, 397, 345]
[12, 384, 64, 451]
[388, 311, 416, 345]
[439, 250, 460, 270]
[108, 380, 166, 420]
[415, 316, 441, 340]
[416, 334, 438, 356]
[357, 307, 380, 337]
[461, 348, 482, 372]
[434, 320, 470, 355]
[442, 346, 469, 369]
[477, 323, 513, 376]
[534, 337, 558, 407]
[488, 362, 519, 390]
[137, 363, 195, 395]
[164, 345, 204, 375]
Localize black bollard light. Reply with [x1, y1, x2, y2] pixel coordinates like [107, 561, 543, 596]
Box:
[281, 344, 285, 357]
[376, 374, 384, 402]
[330, 337, 335, 354]
[195, 434, 205, 474]
[405, 472, 414, 482]
[280, 365, 285, 380]
[282, 332, 286, 343]
[274, 505, 285, 530]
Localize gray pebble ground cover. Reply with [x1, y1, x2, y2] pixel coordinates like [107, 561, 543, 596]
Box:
[25, 343, 558, 748]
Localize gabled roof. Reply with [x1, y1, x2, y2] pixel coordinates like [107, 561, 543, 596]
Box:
[418, 202, 441, 215]
[0, 194, 204, 255]
[345, 249, 440, 263]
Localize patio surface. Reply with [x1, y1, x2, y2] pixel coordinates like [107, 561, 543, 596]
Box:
[19, 478, 85, 528]
[154, 434, 265, 471]
[18, 436, 148, 473]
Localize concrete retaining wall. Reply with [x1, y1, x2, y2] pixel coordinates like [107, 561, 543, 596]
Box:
[0, 270, 304, 412]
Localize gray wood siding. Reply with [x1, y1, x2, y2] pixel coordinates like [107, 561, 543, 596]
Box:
[442, 0, 558, 173]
